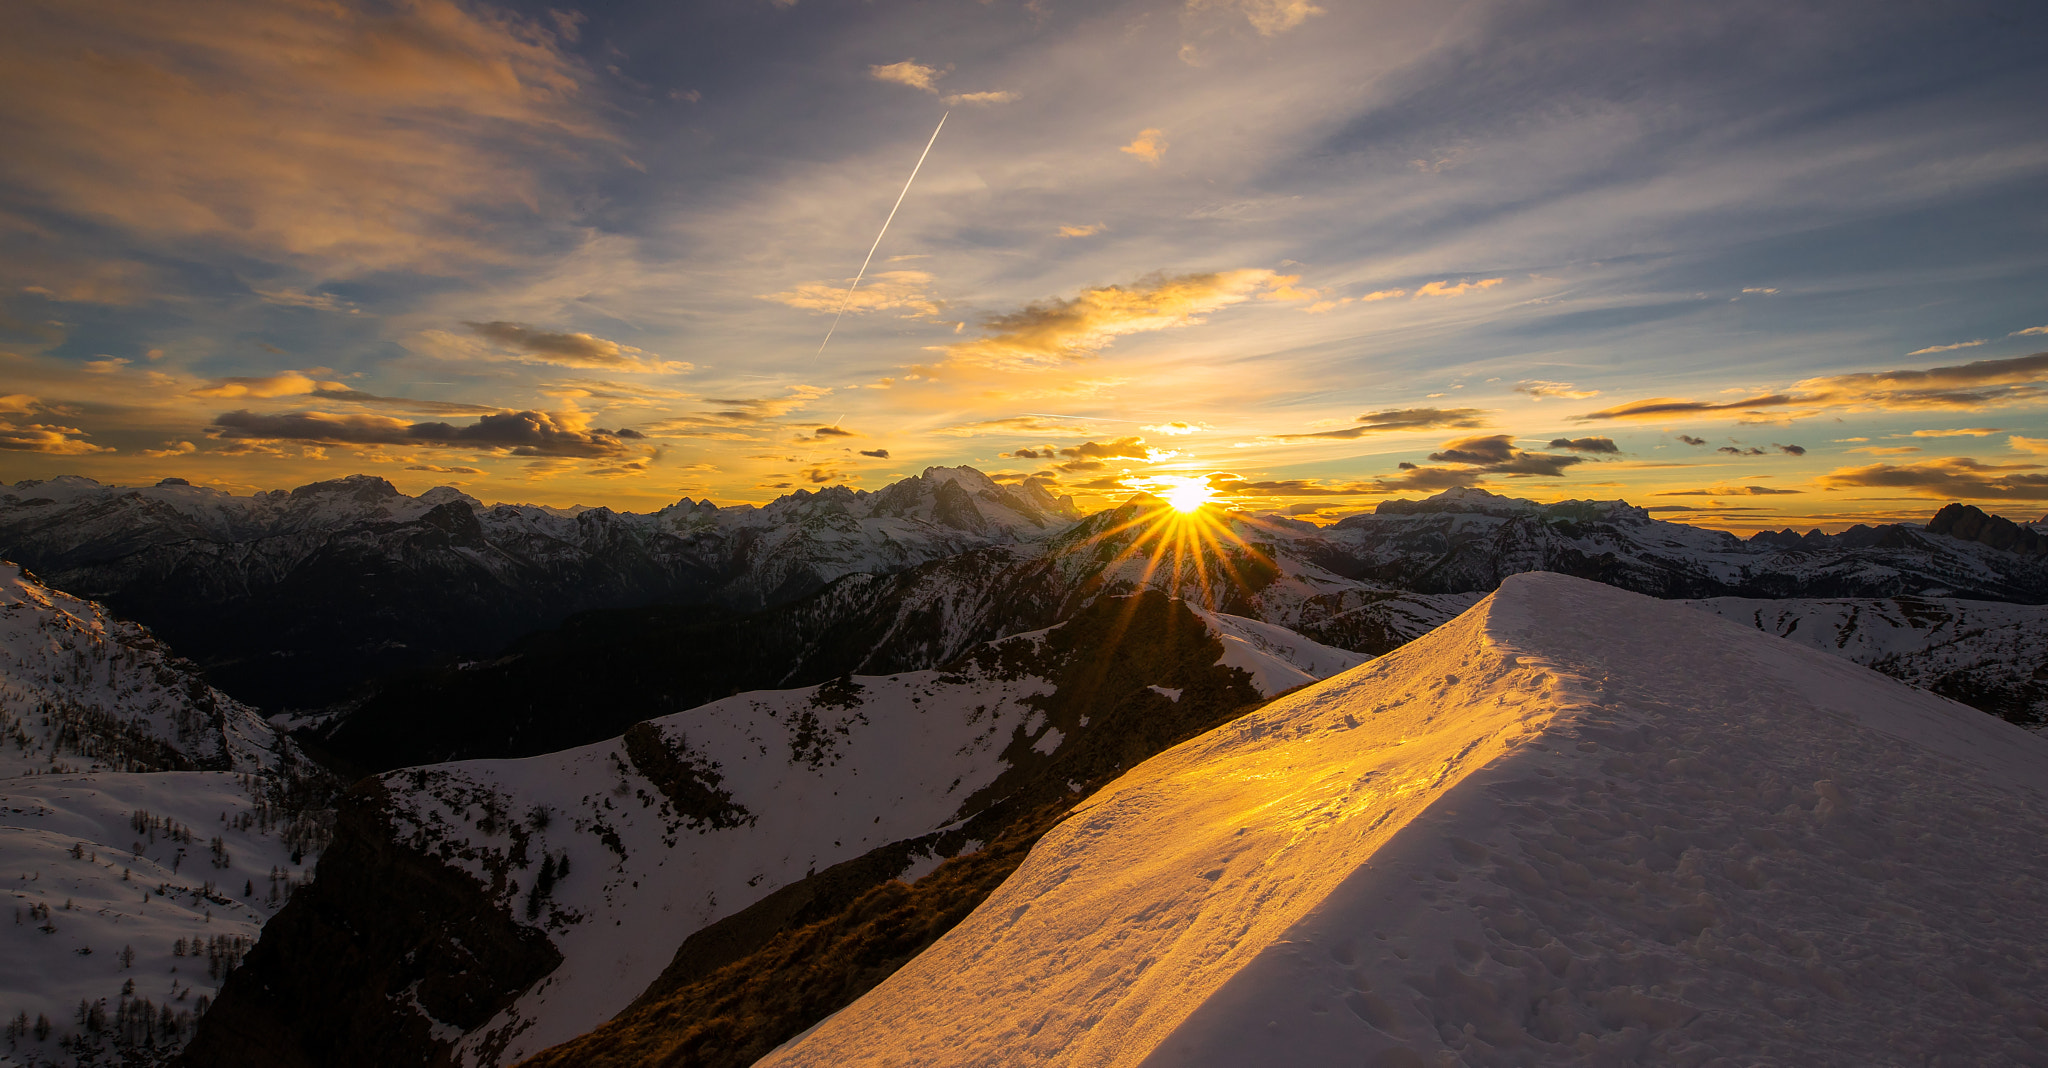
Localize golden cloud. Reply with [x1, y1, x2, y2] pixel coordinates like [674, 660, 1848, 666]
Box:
[943, 90, 1018, 106]
[2010, 435, 2048, 456]
[1816, 456, 2048, 500]
[1188, 0, 1326, 35]
[759, 270, 942, 318]
[0, 421, 110, 455]
[1656, 485, 1802, 497]
[1516, 381, 1599, 400]
[1415, 278, 1504, 298]
[1, 0, 607, 273]
[1906, 340, 1987, 356]
[941, 269, 1293, 370]
[191, 371, 500, 415]
[870, 60, 942, 92]
[1058, 223, 1106, 238]
[1120, 129, 1168, 165]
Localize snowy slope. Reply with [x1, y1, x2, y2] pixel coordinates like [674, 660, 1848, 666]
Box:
[0, 563, 286, 777]
[216, 599, 1361, 1067]
[763, 572, 2048, 1067]
[1688, 595, 2048, 729]
[0, 565, 330, 1066]
[1, 773, 318, 1068]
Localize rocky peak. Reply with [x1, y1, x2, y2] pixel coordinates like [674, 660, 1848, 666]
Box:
[1926, 502, 2048, 556]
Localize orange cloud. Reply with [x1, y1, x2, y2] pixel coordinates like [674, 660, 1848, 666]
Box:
[759, 270, 941, 318]
[941, 269, 1292, 370]
[1, 0, 607, 274]
[870, 60, 943, 92]
[1414, 278, 1504, 298]
[1816, 456, 2048, 500]
[1120, 129, 1168, 164]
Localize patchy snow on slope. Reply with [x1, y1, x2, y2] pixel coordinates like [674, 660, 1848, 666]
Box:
[1188, 607, 1370, 697]
[1, 773, 317, 1066]
[763, 572, 2048, 1068]
[0, 563, 286, 778]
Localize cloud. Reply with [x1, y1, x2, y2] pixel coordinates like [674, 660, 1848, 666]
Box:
[1578, 351, 2048, 421]
[1906, 340, 1988, 356]
[1656, 485, 1803, 496]
[0, 421, 112, 454]
[1208, 477, 1380, 497]
[0, 0, 607, 274]
[1776, 443, 1806, 456]
[1276, 407, 1490, 441]
[2015, 326, 2048, 337]
[1142, 421, 1210, 436]
[1190, 0, 1326, 35]
[943, 90, 1018, 106]
[464, 321, 682, 372]
[1911, 427, 2001, 437]
[700, 385, 832, 421]
[1421, 433, 1585, 477]
[813, 425, 854, 438]
[870, 60, 943, 92]
[191, 371, 500, 415]
[1060, 437, 1151, 460]
[2009, 435, 2048, 456]
[1677, 435, 1707, 446]
[209, 408, 637, 457]
[933, 415, 1093, 436]
[253, 287, 354, 313]
[1719, 446, 1766, 456]
[1518, 381, 1600, 400]
[540, 379, 692, 402]
[139, 440, 198, 458]
[1848, 446, 1923, 456]
[1742, 287, 1779, 295]
[859, 448, 889, 459]
[941, 270, 1292, 370]
[1008, 448, 1047, 459]
[801, 466, 842, 484]
[1414, 278, 1503, 298]
[1547, 436, 1619, 453]
[405, 463, 484, 475]
[760, 270, 941, 318]
[1058, 223, 1106, 238]
[1816, 457, 2048, 500]
[1120, 129, 1168, 165]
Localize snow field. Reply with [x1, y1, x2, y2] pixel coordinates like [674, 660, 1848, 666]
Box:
[764, 573, 2048, 1067]
[1, 773, 313, 1064]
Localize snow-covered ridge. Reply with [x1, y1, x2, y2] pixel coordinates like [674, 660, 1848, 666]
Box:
[764, 573, 2048, 1066]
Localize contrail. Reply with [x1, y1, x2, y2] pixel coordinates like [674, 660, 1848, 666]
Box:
[815, 111, 949, 359]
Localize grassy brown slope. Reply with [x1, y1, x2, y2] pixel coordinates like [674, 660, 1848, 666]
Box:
[517, 591, 1271, 1068]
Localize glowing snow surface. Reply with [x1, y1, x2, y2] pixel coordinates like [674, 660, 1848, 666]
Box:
[763, 572, 2048, 1067]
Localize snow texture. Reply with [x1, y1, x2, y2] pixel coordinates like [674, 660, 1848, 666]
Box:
[763, 572, 2048, 1068]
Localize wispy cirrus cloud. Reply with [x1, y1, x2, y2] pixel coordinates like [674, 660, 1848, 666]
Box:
[1575, 351, 2048, 421]
[1517, 381, 1599, 400]
[869, 60, 944, 92]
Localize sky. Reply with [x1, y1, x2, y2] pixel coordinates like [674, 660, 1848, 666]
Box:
[2, 0, 2045, 531]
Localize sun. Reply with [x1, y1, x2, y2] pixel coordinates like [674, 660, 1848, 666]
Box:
[1160, 477, 1214, 513]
